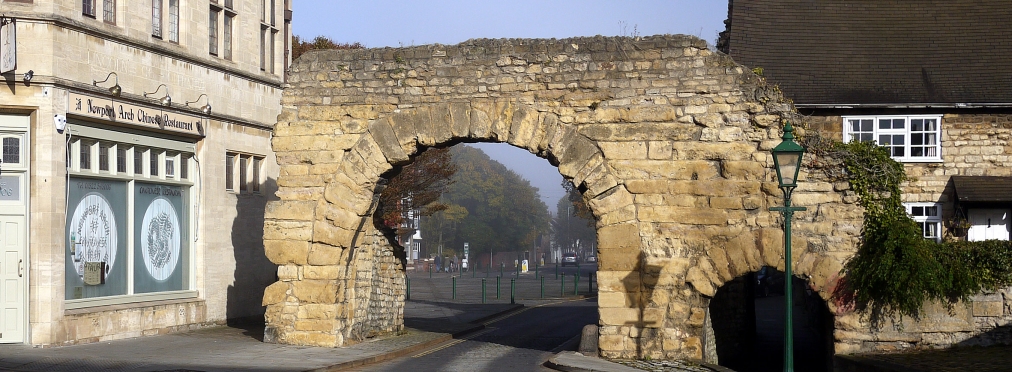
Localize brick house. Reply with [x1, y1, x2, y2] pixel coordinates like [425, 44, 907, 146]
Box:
[720, 0, 1012, 242]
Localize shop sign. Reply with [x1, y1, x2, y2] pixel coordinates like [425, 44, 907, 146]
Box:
[0, 17, 15, 74]
[68, 92, 205, 137]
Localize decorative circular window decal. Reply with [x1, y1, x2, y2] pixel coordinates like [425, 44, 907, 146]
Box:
[141, 197, 181, 281]
[69, 192, 117, 277]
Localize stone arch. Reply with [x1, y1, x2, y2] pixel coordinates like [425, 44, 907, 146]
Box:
[264, 35, 863, 358]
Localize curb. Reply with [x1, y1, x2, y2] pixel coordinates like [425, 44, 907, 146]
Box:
[311, 303, 526, 372]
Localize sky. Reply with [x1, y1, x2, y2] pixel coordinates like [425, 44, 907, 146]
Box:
[292, 0, 730, 210]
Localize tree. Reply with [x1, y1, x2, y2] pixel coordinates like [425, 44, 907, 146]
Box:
[553, 181, 596, 256]
[421, 145, 551, 259]
[291, 35, 364, 60]
[377, 148, 457, 239]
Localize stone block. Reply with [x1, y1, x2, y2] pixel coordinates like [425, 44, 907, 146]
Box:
[367, 118, 410, 164]
[291, 280, 339, 304]
[638, 206, 728, 225]
[304, 265, 343, 280]
[599, 291, 638, 308]
[264, 240, 310, 265]
[313, 220, 356, 248]
[508, 106, 539, 149]
[448, 102, 471, 138]
[973, 299, 1004, 317]
[263, 220, 313, 241]
[265, 200, 317, 221]
[597, 270, 641, 293]
[709, 197, 743, 209]
[599, 334, 627, 352]
[598, 141, 648, 160]
[686, 267, 715, 297]
[262, 282, 291, 306]
[308, 244, 347, 265]
[600, 308, 641, 326]
[589, 186, 635, 216]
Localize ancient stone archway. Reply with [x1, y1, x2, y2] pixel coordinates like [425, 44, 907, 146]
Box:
[263, 35, 862, 359]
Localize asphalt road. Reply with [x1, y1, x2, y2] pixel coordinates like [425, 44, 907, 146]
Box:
[346, 297, 599, 372]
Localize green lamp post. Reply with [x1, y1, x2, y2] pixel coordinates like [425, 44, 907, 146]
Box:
[769, 121, 806, 372]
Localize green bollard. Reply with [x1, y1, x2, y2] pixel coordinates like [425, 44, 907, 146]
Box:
[510, 278, 516, 304]
[561, 274, 566, 297]
[500, 263, 504, 278]
[429, 263, 432, 279]
[482, 278, 487, 304]
[540, 276, 545, 299]
[406, 277, 411, 301]
[452, 277, 457, 300]
[574, 272, 579, 296]
[496, 276, 501, 299]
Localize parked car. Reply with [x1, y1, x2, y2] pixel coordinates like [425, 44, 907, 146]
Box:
[585, 256, 597, 263]
[561, 252, 578, 267]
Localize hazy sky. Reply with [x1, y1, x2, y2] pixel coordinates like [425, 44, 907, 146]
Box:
[292, 1, 729, 210]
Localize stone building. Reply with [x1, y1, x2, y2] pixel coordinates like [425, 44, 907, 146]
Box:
[721, 0, 1012, 352]
[0, 0, 289, 345]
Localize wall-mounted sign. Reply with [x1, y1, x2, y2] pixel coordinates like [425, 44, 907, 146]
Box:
[68, 92, 205, 137]
[0, 17, 15, 74]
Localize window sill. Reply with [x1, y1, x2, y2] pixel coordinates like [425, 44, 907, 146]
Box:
[65, 290, 199, 313]
[896, 158, 944, 164]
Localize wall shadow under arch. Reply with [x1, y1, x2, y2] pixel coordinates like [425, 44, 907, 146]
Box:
[707, 266, 834, 372]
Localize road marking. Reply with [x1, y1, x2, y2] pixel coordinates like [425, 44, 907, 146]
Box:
[481, 296, 596, 326]
[406, 327, 493, 357]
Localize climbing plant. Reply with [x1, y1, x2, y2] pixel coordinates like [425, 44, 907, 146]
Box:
[803, 132, 1012, 327]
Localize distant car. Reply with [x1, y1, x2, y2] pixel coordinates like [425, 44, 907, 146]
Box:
[561, 253, 578, 267]
[585, 256, 597, 263]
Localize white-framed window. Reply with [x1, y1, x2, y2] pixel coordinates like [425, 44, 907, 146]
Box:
[905, 202, 942, 242]
[843, 115, 942, 162]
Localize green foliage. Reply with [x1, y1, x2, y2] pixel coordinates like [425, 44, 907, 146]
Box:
[814, 138, 1012, 326]
[553, 181, 596, 253]
[291, 35, 364, 60]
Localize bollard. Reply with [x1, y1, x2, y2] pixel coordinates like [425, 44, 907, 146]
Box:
[452, 277, 457, 300]
[574, 271, 579, 296]
[510, 278, 516, 304]
[534, 260, 539, 279]
[500, 263, 504, 278]
[482, 278, 487, 304]
[540, 276, 545, 299]
[429, 264, 432, 279]
[496, 276, 501, 299]
[561, 274, 566, 297]
[406, 277, 411, 301]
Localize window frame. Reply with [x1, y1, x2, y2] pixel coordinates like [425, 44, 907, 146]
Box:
[842, 115, 943, 163]
[102, 0, 116, 24]
[151, 0, 163, 38]
[167, 0, 179, 42]
[905, 202, 943, 242]
[83, 0, 97, 18]
[208, 7, 220, 56]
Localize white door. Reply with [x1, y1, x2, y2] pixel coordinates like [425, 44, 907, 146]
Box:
[968, 209, 1011, 242]
[0, 116, 28, 343]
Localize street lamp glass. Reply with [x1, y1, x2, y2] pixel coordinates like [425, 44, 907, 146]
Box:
[772, 122, 806, 188]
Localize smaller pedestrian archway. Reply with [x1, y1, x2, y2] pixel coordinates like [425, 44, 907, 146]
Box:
[705, 267, 834, 372]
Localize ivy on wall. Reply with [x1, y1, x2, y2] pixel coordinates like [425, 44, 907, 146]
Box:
[804, 133, 1012, 326]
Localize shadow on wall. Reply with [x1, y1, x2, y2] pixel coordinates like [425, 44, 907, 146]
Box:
[226, 177, 280, 331]
[622, 251, 662, 358]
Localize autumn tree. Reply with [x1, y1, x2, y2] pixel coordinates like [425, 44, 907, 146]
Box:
[291, 35, 364, 60]
[552, 181, 596, 255]
[377, 148, 457, 239]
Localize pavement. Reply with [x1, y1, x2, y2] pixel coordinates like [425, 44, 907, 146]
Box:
[4, 270, 994, 372]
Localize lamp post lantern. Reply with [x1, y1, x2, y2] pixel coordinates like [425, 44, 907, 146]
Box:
[769, 121, 806, 372]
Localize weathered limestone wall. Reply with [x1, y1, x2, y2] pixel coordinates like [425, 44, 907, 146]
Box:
[265, 34, 870, 359]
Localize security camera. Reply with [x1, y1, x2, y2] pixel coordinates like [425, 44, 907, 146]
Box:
[23, 70, 33, 83]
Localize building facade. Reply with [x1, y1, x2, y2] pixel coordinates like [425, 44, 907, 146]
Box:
[0, 0, 290, 346]
[722, 0, 1012, 352]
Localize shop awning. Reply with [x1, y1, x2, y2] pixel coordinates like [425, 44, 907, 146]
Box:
[952, 176, 1012, 202]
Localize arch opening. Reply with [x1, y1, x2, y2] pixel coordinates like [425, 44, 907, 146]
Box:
[705, 266, 834, 372]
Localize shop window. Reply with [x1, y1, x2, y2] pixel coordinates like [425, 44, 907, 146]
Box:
[134, 148, 144, 175]
[843, 115, 942, 162]
[79, 141, 92, 170]
[905, 203, 942, 242]
[65, 133, 194, 304]
[116, 146, 127, 173]
[150, 150, 160, 177]
[99, 143, 109, 171]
